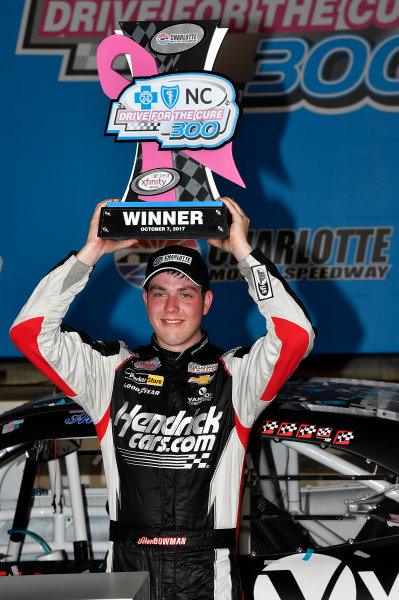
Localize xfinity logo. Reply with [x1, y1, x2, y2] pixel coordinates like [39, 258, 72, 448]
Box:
[130, 168, 181, 196]
[137, 171, 173, 191]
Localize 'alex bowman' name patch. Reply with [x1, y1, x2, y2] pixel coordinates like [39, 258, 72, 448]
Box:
[251, 265, 273, 301]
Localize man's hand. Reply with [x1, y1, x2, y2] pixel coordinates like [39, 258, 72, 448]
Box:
[77, 200, 138, 267]
[207, 197, 252, 262]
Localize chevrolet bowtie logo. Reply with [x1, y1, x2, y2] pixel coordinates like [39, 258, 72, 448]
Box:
[189, 374, 215, 384]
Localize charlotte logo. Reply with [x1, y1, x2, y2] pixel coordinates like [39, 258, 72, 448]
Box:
[131, 169, 180, 196]
[114, 240, 201, 289]
[156, 33, 170, 46]
[153, 254, 192, 267]
[150, 24, 204, 55]
[208, 226, 393, 283]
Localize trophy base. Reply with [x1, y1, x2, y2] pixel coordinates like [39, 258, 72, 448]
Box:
[98, 201, 230, 240]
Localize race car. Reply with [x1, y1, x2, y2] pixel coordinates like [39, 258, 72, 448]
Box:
[240, 377, 399, 600]
[1, 377, 399, 598]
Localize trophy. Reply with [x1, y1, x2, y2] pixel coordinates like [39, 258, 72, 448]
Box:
[97, 21, 245, 240]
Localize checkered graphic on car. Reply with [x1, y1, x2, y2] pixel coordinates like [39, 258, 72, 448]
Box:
[334, 430, 355, 445]
[317, 427, 333, 437]
[278, 422, 298, 436]
[260, 421, 279, 434]
[297, 424, 317, 438]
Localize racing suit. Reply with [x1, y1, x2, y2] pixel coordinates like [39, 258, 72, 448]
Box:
[10, 248, 314, 600]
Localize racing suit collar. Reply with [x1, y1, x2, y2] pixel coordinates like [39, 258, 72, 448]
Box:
[151, 331, 209, 360]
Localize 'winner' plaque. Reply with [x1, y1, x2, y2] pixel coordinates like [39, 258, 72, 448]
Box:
[97, 20, 244, 240]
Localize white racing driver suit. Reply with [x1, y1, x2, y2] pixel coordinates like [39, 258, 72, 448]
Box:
[10, 248, 314, 600]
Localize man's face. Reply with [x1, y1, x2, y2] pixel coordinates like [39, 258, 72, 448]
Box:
[143, 271, 213, 352]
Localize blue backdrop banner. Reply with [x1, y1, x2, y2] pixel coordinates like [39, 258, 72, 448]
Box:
[1, 1, 398, 357]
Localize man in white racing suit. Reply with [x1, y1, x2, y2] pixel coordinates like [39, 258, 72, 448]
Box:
[10, 197, 315, 599]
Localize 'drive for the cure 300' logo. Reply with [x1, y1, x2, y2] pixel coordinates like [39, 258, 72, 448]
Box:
[107, 73, 239, 150]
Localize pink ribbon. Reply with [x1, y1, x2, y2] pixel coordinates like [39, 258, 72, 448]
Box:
[97, 35, 245, 201]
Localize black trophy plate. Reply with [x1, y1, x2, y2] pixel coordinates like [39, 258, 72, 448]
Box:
[98, 201, 231, 240]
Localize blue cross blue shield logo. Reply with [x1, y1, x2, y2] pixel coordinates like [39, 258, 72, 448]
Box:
[161, 85, 179, 109]
[134, 85, 158, 110]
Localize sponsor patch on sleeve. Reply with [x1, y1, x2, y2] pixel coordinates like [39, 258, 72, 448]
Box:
[251, 265, 273, 301]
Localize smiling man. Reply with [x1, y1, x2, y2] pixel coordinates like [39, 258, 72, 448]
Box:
[142, 247, 213, 352]
[10, 196, 315, 600]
